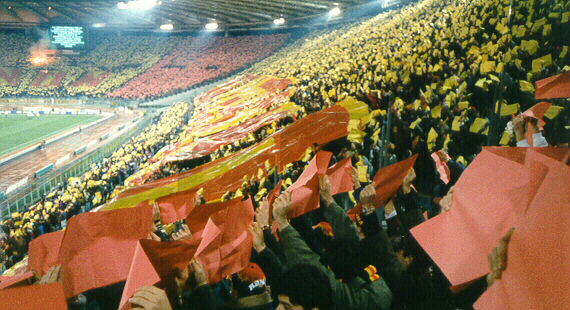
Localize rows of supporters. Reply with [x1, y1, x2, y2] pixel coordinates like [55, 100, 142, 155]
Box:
[0, 103, 189, 271]
[248, 0, 569, 158]
[108, 34, 291, 100]
[0, 33, 289, 99]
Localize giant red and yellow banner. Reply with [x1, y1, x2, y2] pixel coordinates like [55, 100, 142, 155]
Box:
[103, 104, 353, 211]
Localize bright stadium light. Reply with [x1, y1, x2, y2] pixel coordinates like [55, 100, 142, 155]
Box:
[160, 23, 174, 30]
[117, 0, 156, 10]
[273, 17, 285, 25]
[92, 23, 106, 28]
[205, 22, 219, 30]
[329, 6, 342, 17]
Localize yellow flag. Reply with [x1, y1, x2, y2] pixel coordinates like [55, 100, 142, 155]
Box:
[531, 54, 552, 73]
[499, 131, 512, 145]
[410, 118, 422, 130]
[357, 164, 369, 183]
[544, 105, 564, 119]
[519, 80, 535, 93]
[431, 104, 442, 118]
[469, 118, 489, 134]
[500, 103, 519, 116]
[458, 101, 470, 110]
[480, 61, 496, 74]
[521, 40, 539, 55]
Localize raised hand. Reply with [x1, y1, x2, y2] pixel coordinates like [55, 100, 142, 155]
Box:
[318, 175, 334, 207]
[248, 222, 266, 253]
[255, 199, 270, 227]
[171, 224, 192, 241]
[360, 182, 376, 214]
[189, 258, 207, 288]
[486, 227, 515, 286]
[130, 286, 172, 310]
[39, 264, 62, 284]
[272, 191, 291, 230]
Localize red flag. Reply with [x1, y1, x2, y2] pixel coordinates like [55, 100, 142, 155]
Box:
[185, 198, 240, 239]
[119, 242, 160, 310]
[155, 188, 199, 224]
[349, 155, 418, 216]
[28, 231, 64, 277]
[535, 71, 570, 99]
[326, 157, 355, 194]
[119, 239, 200, 310]
[0, 283, 67, 310]
[195, 218, 223, 284]
[286, 151, 333, 218]
[0, 271, 35, 290]
[58, 204, 154, 298]
[210, 198, 254, 280]
[410, 150, 528, 286]
[483, 146, 570, 165]
[474, 160, 569, 309]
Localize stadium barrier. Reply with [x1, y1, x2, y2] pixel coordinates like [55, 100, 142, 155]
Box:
[35, 164, 54, 178]
[0, 116, 153, 219]
[74, 146, 87, 156]
[118, 124, 126, 131]
[5, 177, 29, 195]
[55, 154, 71, 168]
[100, 133, 110, 141]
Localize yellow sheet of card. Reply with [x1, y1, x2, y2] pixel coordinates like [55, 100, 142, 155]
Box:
[456, 102, 468, 111]
[431, 104, 442, 119]
[469, 118, 489, 134]
[357, 165, 369, 183]
[531, 54, 552, 73]
[500, 103, 519, 116]
[519, 80, 535, 93]
[480, 61, 496, 74]
[544, 105, 564, 119]
[499, 131, 512, 145]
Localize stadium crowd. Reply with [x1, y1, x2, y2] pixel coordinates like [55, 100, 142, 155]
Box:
[0, 0, 568, 309]
[0, 103, 189, 271]
[109, 34, 291, 100]
[0, 32, 289, 99]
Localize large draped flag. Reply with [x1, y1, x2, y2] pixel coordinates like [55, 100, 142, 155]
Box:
[410, 148, 568, 286]
[103, 104, 354, 211]
[534, 71, 570, 99]
[474, 151, 569, 309]
[0, 271, 35, 290]
[58, 204, 154, 298]
[28, 230, 64, 277]
[0, 283, 67, 310]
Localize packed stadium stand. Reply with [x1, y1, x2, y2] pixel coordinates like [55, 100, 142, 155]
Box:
[0, 0, 568, 309]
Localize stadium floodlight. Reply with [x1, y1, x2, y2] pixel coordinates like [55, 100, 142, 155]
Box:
[160, 23, 174, 30]
[273, 17, 285, 25]
[329, 6, 342, 17]
[92, 23, 106, 28]
[117, 0, 156, 10]
[205, 22, 219, 30]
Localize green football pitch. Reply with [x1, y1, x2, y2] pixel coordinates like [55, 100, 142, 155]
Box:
[0, 114, 103, 156]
